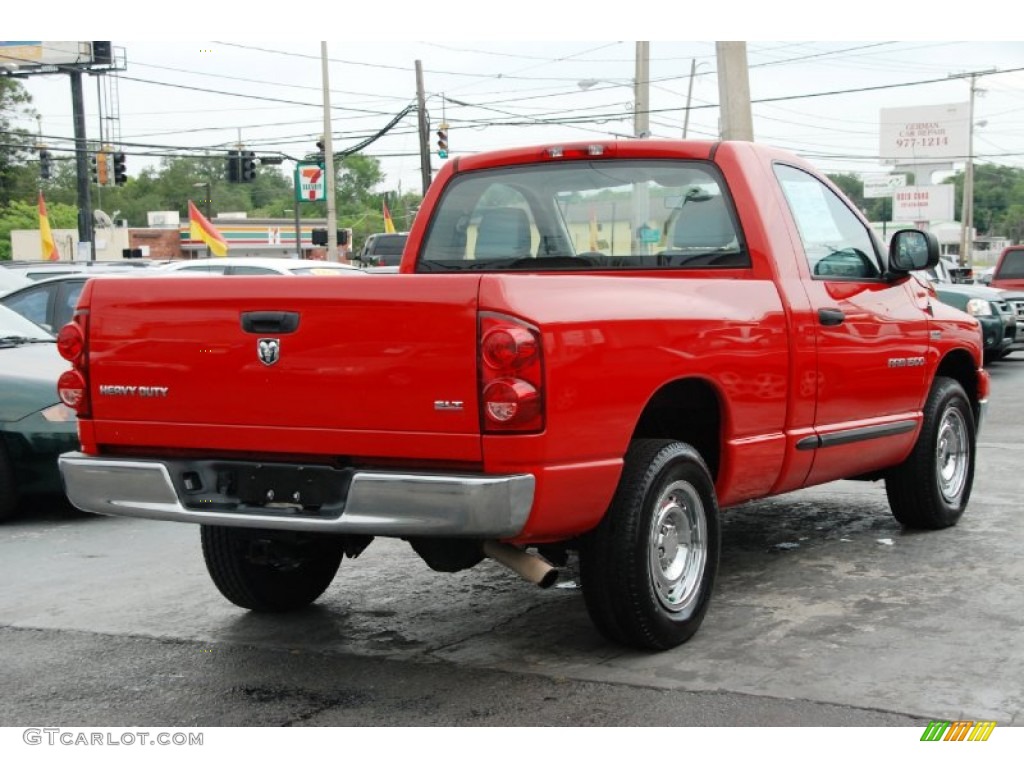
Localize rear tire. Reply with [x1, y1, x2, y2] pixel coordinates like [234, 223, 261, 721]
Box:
[579, 440, 720, 650]
[885, 376, 975, 529]
[200, 526, 343, 612]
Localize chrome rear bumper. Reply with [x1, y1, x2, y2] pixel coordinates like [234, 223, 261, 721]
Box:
[58, 452, 534, 537]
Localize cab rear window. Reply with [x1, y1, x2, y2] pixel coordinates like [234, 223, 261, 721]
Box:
[996, 249, 1024, 279]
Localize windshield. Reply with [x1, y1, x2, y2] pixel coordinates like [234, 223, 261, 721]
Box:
[416, 160, 748, 272]
[0, 303, 54, 342]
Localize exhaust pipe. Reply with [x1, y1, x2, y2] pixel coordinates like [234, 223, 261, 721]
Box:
[483, 541, 559, 589]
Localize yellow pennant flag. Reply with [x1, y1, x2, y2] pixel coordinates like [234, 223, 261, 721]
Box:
[39, 191, 60, 261]
[383, 201, 396, 234]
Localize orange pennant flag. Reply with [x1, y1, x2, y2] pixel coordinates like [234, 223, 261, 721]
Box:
[188, 200, 228, 257]
[39, 191, 60, 261]
[383, 200, 396, 234]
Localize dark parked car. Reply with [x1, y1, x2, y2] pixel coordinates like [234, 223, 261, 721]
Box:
[0, 304, 79, 520]
[915, 258, 1017, 362]
[932, 284, 1016, 363]
[356, 232, 408, 267]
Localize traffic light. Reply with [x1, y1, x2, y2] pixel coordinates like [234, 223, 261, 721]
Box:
[39, 148, 52, 180]
[311, 228, 328, 246]
[112, 152, 127, 185]
[241, 151, 257, 182]
[226, 150, 240, 182]
[91, 151, 109, 186]
[437, 123, 449, 159]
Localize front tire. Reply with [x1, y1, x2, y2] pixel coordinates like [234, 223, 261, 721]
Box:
[200, 526, 344, 612]
[579, 440, 720, 650]
[885, 376, 975, 529]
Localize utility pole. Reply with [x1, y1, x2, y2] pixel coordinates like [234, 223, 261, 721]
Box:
[321, 42, 338, 262]
[415, 60, 432, 196]
[954, 69, 995, 268]
[683, 58, 697, 139]
[69, 70, 94, 260]
[715, 42, 754, 141]
[633, 41, 650, 139]
[631, 42, 651, 257]
[959, 76, 977, 268]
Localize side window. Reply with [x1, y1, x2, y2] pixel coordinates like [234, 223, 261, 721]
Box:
[775, 164, 881, 280]
[55, 282, 85, 330]
[3, 286, 51, 328]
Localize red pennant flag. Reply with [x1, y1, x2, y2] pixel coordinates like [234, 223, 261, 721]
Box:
[188, 200, 228, 257]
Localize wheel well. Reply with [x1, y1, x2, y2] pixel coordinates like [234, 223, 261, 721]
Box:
[935, 349, 980, 420]
[631, 378, 722, 481]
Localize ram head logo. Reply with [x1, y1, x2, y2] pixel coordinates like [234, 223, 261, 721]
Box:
[257, 338, 281, 366]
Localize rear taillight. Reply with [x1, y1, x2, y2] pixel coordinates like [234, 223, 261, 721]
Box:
[57, 313, 90, 417]
[479, 313, 544, 433]
[58, 369, 87, 410]
[57, 322, 84, 362]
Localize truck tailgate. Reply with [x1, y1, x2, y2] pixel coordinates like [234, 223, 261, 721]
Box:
[82, 274, 483, 460]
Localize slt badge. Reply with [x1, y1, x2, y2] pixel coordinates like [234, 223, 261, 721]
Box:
[258, 338, 281, 366]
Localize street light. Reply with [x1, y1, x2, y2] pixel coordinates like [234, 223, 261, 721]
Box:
[192, 181, 212, 258]
[575, 42, 650, 140]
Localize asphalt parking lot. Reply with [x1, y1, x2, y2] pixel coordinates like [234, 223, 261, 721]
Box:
[1, 355, 1022, 728]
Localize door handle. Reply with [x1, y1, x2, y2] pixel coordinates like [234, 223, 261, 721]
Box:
[241, 311, 300, 334]
[818, 308, 845, 326]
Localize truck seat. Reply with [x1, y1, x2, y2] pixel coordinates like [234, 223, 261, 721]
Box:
[474, 208, 533, 260]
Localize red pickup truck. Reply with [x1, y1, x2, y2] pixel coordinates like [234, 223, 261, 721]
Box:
[56, 140, 988, 650]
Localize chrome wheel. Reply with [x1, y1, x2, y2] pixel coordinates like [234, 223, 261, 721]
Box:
[580, 440, 720, 649]
[648, 480, 707, 617]
[936, 406, 969, 503]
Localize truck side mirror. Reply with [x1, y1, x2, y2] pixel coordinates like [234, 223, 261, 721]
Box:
[889, 229, 939, 273]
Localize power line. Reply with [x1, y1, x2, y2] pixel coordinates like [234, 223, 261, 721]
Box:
[114, 74, 405, 117]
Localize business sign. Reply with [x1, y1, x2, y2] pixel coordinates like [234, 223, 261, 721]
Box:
[863, 174, 907, 199]
[0, 41, 98, 71]
[880, 103, 969, 161]
[892, 185, 955, 222]
[295, 163, 325, 202]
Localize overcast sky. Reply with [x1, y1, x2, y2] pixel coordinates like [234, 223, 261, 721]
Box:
[7, 8, 1024, 197]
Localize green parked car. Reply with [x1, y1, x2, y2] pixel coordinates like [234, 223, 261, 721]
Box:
[0, 304, 80, 520]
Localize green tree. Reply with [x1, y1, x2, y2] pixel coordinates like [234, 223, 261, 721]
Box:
[2, 145, 419, 253]
[0, 79, 38, 206]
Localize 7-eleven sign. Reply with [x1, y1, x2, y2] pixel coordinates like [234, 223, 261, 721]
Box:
[295, 162, 325, 202]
